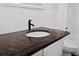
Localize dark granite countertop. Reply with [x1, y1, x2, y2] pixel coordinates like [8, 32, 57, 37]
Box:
[0, 27, 70, 56]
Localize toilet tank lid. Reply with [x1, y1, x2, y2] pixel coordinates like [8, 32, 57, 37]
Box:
[64, 41, 78, 49]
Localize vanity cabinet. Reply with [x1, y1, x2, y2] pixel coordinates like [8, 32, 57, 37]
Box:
[32, 39, 63, 56]
[32, 50, 43, 56]
[43, 39, 63, 56]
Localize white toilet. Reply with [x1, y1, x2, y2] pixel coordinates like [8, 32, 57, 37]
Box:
[63, 39, 78, 56]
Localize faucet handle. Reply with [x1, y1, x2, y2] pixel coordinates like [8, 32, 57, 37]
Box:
[29, 19, 32, 21]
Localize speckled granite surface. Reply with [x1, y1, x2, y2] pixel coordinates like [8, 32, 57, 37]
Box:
[0, 27, 70, 56]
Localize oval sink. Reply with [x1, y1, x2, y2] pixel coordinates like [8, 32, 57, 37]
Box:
[26, 31, 50, 38]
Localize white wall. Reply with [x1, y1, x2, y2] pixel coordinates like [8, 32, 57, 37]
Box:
[56, 3, 68, 30]
[71, 4, 79, 55]
[65, 4, 79, 55]
[0, 3, 68, 34]
[0, 3, 55, 34]
[66, 4, 79, 41]
[72, 4, 79, 42]
[75, 4, 79, 37]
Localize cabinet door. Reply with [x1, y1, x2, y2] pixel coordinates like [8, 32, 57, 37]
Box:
[32, 50, 43, 56]
[44, 39, 63, 56]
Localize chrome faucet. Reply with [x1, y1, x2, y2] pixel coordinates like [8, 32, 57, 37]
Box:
[28, 19, 34, 31]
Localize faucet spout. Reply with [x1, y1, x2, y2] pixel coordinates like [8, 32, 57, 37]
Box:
[31, 24, 34, 27]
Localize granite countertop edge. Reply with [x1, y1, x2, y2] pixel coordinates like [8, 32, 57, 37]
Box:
[0, 27, 70, 56]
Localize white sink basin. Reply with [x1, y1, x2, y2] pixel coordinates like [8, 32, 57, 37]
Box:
[26, 31, 50, 38]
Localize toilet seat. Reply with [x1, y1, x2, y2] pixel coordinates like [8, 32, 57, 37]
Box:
[63, 40, 78, 53]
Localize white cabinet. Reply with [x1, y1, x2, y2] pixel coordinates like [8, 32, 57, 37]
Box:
[32, 50, 43, 56]
[32, 39, 63, 56]
[43, 39, 63, 56]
